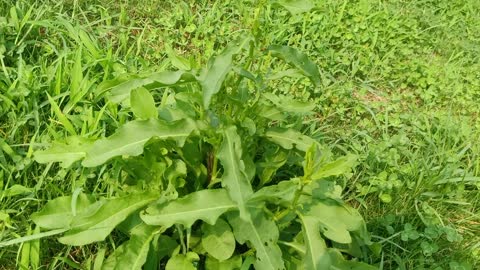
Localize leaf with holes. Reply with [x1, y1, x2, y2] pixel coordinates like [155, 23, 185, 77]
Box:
[227, 209, 284, 270]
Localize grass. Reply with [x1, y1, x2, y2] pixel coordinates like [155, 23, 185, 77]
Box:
[1, 0, 479, 269]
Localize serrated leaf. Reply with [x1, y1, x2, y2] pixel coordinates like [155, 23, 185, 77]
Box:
[264, 128, 318, 152]
[271, 0, 314, 15]
[140, 189, 236, 228]
[227, 209, 284, 270]
[97, 71, 196, 103]
[302, 200, 364, 244]
[199, 37, 251, 109]
[34, 136, 93, 168]
[130, 87, 157, 119]
[82, 118, 197, 167]
[217, 126, 254, 220]
[268, 45, 321, 87]
[58, 192, 158, 245]
[202, 219, 235, 261]
[31, 194, 99, 230]
[298, 215, 331, 270]
[102, 224, 161, 270]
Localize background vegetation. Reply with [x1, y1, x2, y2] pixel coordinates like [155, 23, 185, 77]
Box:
[0, 0, 479, 269]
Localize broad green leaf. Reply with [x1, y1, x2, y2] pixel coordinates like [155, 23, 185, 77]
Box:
[82, 118, 198, 167]
[256, 147, 288, 186]
[327, 249, 377, 270]
[205, 255, 242, 270]
[34, 136, 93, 168]
[248, 180, 298, 206]
[227, 209, 284, 270]
[264, 128, 318, 152]
[102, 224, 161, 270]
[199, 37, 251, 109]
[268, 45, 321, 87]
[59, 192, 158, 245]
[302, 200, 364, 244]
[271, 0, 314, 15]
[97, 71, 196, 103]
[165, 43, 191, 70]
[217, 126, 254, 220]
[0, 184, 32, 197]
[311, 154, 357, 180]
[165, 253, 198, 270]
[262, 93, 316, 114]
[31, 194, 99, 230]
[130, 87, 157, 119]
[141, 189, 236, 228]
[299, 215, 331, 270]
[202, 219, 235, 261]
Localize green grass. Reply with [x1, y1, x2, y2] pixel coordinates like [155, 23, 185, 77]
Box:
[1, 0, 479, 269]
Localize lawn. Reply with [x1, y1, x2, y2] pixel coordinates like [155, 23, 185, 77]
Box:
[0, 0, 479, 269]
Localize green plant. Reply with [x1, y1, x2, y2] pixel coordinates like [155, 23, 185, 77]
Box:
[2, 37, 377, 269]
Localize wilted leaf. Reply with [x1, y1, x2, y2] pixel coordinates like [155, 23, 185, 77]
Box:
[34, 136, 93, 168]
[82, 118, 198, 167]
[265, 128, 318, 152]
[227, 209, 284, 270]
[217, 126, 254, 220]
[59, 192, 158, 245]
[130, 87, 157, 119]
[141, 189, 236, 228]
[202, 219, 235, 261]
[268, 45, 321, 87]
